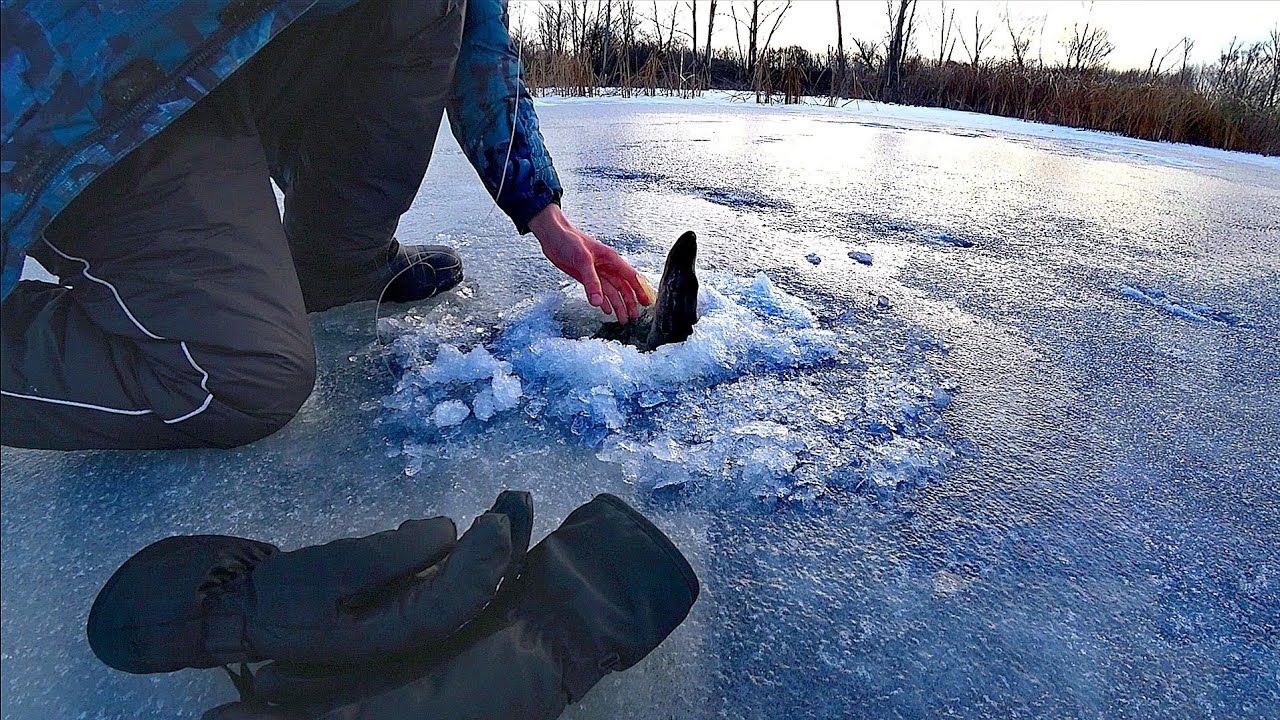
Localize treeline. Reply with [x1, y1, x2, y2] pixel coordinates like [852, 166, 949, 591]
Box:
[512, 0, 1280, 155]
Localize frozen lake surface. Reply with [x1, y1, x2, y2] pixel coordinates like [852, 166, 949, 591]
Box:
[4, 93, 1279, 719]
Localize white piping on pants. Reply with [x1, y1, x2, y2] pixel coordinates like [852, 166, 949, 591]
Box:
[0, 389, 154, 416]
[0, 237, 216, 424]
[163, 342, 213, 424]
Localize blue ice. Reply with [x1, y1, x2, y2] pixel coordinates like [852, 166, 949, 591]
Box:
[5, 92, 1279, 720]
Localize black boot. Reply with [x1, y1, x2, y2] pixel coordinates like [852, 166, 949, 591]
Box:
[298, 243, 464, 313]
[381, 244, 464, 305]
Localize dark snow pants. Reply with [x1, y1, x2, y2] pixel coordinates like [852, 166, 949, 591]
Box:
[0, 0, 464, 450]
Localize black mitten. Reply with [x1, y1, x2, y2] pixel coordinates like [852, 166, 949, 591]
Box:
[219, 494, 699, 720]
[87, 491, 533, 674]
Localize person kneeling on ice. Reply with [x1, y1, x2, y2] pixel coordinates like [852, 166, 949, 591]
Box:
[1, 0, 651, 451]
[87, 491, 701, 719]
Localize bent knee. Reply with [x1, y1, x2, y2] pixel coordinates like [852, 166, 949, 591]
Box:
[253, 346, 318, 418]
[176, 344, 317, 448]
[230, 347, 317, 435]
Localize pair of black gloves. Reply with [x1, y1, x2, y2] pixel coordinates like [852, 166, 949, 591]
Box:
[87, 492, 699, 719]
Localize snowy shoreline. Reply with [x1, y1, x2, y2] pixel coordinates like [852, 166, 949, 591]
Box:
[533, 88, 1280, 168]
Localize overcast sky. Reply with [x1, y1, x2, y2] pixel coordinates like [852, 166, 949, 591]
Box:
[511, 1, 1280, 71]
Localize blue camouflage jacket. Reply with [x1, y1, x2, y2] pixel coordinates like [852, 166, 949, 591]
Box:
[0, 0, 561, 301]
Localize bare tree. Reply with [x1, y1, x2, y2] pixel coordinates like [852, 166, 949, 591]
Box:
[1036, 13, 1047, 67]
[1003, 6, 1036, 71]
[957, 10, 995, 68]
[619, 0, 639, 90]
[601, 0, 614, 81]
[1179, 37, 1196, 79]
[853, 37, 881, 71]
[645, 0, 680, 54]
[882, 0, 918, 101]
[758, 0, 794, 90]
[1062, 4, 1114, 72]
[731, 3, 746, 68]
[1063, 24, 1113, 72]
[1211, 34, 1280, 109]
[1145, 38, 1185, 80]
[690, 0, 699, 69]
[1268, 27, 1280, 108]
[705, 0, 719, 70]
[748, 2, 760, 79]
[835, 0, 847, 96]
[1215, 36, 1242, 92]
[538, 0, 566, 56]
[551, 0, 589, 56]
[730, 1, 793, 83]
[760, 2, 793, 60]
[936, 0, 957, 67]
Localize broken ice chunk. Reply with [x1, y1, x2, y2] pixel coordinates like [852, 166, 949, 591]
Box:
[491, 372, 522, 411]
[421, 344, 511, 385]
[589, 386, 624, 429]
[472, 388, 496, 421]
[432, 400, 471, 427]
[638, 390, 667, 408]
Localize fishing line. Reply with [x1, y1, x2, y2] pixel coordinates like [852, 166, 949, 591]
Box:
[372, 11, 527, 378]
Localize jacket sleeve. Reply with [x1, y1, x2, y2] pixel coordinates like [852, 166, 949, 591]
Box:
[448, 0, 562, 234]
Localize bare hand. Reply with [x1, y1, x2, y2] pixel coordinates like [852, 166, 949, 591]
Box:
[529, 204, 653, 323]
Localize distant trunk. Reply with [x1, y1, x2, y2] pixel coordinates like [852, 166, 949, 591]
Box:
[748, 1, 760, 83]
[691, 0, 699, 72]
[705, 0, 718, 70]
[882, 0, 914, 103]
[1269, 29, 1280, 108]
[835, 0, 846, 97]
[937, 1, 955, 67]
[902, 1, 917, 62]
[602, 0, 613, 83]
